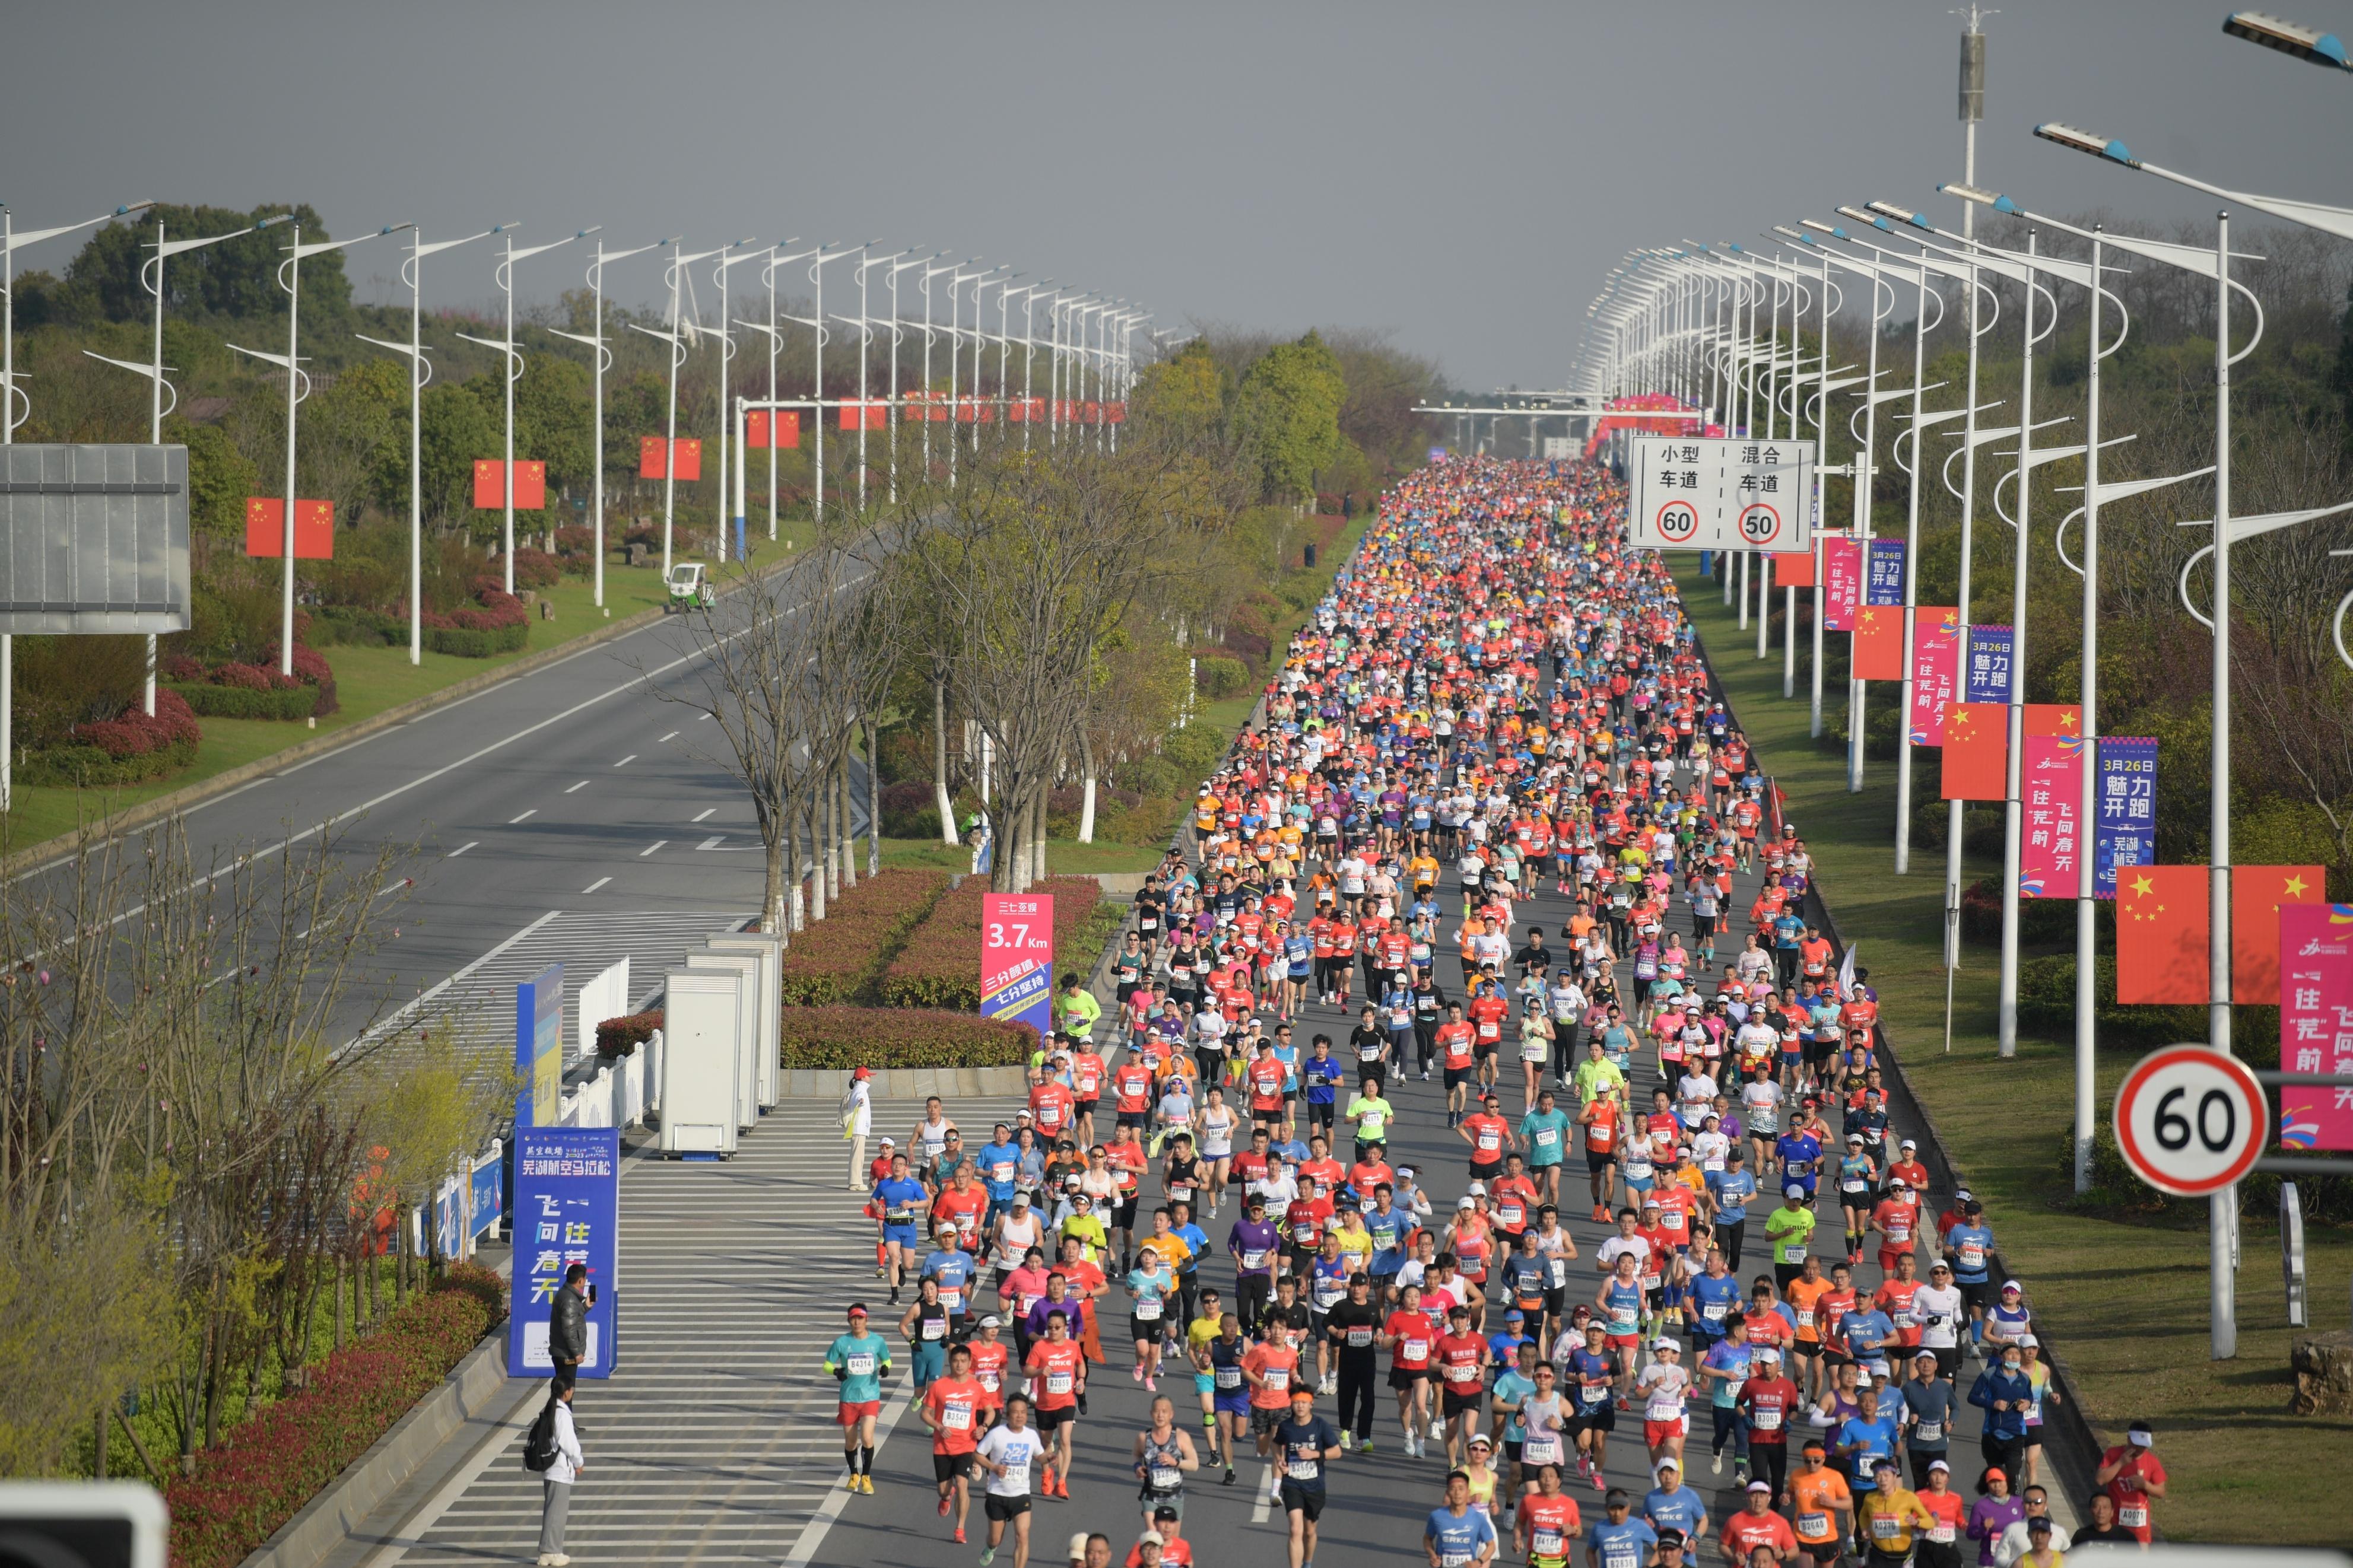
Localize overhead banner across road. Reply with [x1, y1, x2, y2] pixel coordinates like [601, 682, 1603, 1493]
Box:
[1628, 436, 1815, 553]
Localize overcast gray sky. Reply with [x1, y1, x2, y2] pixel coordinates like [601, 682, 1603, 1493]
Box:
[7, 0, 2348, 389]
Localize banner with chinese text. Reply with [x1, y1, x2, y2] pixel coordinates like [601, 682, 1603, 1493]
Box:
[509, 1127, 620, 1381]
[2019, 734, 2086, 897]
[2092, 737, 2158, 899]
[981, 893, 1055, 1038]
[2278, 904, 2353, 1152]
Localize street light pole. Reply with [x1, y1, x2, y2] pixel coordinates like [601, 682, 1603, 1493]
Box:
[87, 210, 288, 704]
[230, 221, 408, 675]
[1, 199, 154, 810]
[460, 227, 592, 593]
[884, 251, 936, 502]
[547, 237, 663, 609]
[709, 240, 763, 561]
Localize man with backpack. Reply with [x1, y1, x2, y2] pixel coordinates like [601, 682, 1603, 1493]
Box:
[525, 1382, 583, 1567]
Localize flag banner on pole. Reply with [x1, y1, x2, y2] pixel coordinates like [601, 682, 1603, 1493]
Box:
[2093, 736, 2158, 898]
[472, 460, 547, 510]
[954, 397, 995, 425]
[1939, 701, 2008, 800]
[1082, 401, 1103, 425]
[1772, 551, 1815, 589]
[1106, 401, 1126, 424]
[1822, 535, 1862, 630]
[1006, 397, 1046, 424]
[2025, 704, 2082, 739]
[838, 400, 887, 431]
[1864, 539, 1906, 605]
[1907, 607, 1960, 746]
[1852, 604, 1905, 679]
[2116, 864, 2210, 1004]
[245, 497, 334, 559]
[639, 437, 701, 481]
[2018, 734, 2087, 898]
[2278, 903, 2353, 1150]
[1964, 625, 2014, 704]
[2232, 864, 2326, 1004]
[745, 411, 801, 450]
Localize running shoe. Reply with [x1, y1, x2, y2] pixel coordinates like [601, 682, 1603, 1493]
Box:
[980, 1549, 998, 1566]
[1711, 1451, 1723, 1476]
[954, 1528, 966, 1545]
[1429, 1418, 1446, 1440]
[842, 1474, 859, 1492]
[1222, 1467, 1236, 1486]
[939, 1496, 952, 1517]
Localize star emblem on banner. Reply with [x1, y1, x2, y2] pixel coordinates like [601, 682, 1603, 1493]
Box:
[1947, 708, 1973, 734]
[2057, 709, 2080, 734]
[2125, 873, 2160, 921]
[2284, 873, 2311, 899]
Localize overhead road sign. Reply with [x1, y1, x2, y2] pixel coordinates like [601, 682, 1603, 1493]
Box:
[1629, 435, 1814, 553]
[0, 443, 189, 633]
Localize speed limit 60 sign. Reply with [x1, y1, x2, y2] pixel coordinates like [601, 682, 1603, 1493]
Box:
[2112, 1047, 2268, 1197]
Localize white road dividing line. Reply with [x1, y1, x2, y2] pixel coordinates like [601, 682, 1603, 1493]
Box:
[510, 809, 536, 824]
[1250, 1462, 1277, 1524]
[446, 842, 477, 857]
[614, 753, 637, 767]
[693, 807, 717, 822]
[697, 711, 712, 721]
[639, 841, 666, 857]
[582, 876, 612, 894]
[564, 780, 589, 794]
[658, 730, 679, 743]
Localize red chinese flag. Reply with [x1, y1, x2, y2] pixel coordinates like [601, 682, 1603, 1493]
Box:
[2117, 865, 2211, 1004]
[1938, 701, 2008, 800]
[2024, 703, 2081, 739]
[245, 497, 334, 559]
[2233, 865, 2326, 1004]
[1106, 400, 1126, 424]
[1852, 603, 1905, 679]
[639, 438, 701, 481]
[746, 411, 801, 450]
[1773, 551, 1815, 589]
[471, 460, 546, 509]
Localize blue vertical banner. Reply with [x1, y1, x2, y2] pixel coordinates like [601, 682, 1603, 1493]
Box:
[516, 963, 563, 1129]
[2093, 736, 2160, 899]
[1864, 539, 1906, 605]
[510, 1127, 620, 1381]
[1964, 625, 2014, 704]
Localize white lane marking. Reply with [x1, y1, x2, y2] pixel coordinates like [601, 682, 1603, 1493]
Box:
[1250, 1462, 1276, 1524]
[781, 1393, 920, 1568]
[697, 711, 712, 721]
[582, 876, 612, 894]
[564, 780, 589, 794]
[614, 754, 637, 767]
[658, 730, 680, 743]
[640, 841, 667, 857]
[693, 807, 717, 823]
[447, 842, 477, 857]
[510, 809, 536, 824]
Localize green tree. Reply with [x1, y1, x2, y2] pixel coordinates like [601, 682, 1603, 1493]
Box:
[415, 382, 499, 533]
[173, 420, 260, 542]
[1131, 340, 1227, 449]
[513, 351, 595, 499]
[1232, 329, 1345, 507]
[58, 202, 358, 348]
[301, 357, 406, 524]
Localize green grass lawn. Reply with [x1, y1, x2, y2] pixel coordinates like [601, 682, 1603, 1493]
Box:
[1, 533, 811, 855]
[1676, 562, 2353, 1546]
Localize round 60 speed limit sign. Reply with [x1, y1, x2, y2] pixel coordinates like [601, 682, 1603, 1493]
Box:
[1653, 500, 1700, 544]
[2111, 1046, 2268, 1197]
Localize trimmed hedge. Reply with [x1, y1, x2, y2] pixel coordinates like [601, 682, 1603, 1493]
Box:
[17, 736, 199, 787]
[425, 621, 529, 657]
[781, 869, 952, 1004]
[1960, 877, 2114, 948]
[166, 1261, 507, 1568]
[596, 1010, 662, 1055]
[2017, 952, 2206, 1051]
[169, 680, 320, 721]
[879, 876, 1107, 1011]
[779, 1006, 1039, 1069]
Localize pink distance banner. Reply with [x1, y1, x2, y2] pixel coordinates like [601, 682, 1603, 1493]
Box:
[2278, 902, 2353, 1151]
[2018, 734, 2085, 898]
[1822, 536, 1862, 631]
[981, 893, 1056, 1038]
[1907, 608, 1960, 747]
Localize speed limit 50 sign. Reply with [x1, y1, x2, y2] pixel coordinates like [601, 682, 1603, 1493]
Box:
[2112, 1046, 2268, 1197]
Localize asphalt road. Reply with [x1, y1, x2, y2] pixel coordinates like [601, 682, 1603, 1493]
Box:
[812, 760, 2067, 1568]
[9, 579, 885, 1036]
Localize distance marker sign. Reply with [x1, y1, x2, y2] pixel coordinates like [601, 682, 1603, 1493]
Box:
[1629, 436, 1815, 554]
[2112, 1046, 2268, 1197]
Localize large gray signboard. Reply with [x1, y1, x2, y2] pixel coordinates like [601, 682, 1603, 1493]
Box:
[0, 443, 190, 634]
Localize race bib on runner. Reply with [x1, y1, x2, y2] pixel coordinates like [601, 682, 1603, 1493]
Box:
[1046, 1371, 1073, 1395]
[1799, 1512, 1828, 1538]
[1149, 1466, 1180, 1491]
[847, 1353, 876, 1376]
[2120, 1505, 2149, 1529]
[1752, 1407, 1782, 1431]
[1915, 1420, 1942, 1442]
[944, 1404, 972, 1430]
[1215, 1366, 1242, 1389]
[1872, 1516, 1901, 1541]
[1289, 1458, 1319, 1481]
[1348, 1326, 1373, 1347]
[1405, 1338, 1429, 1362]
[1136, 1299, 1163, 1320]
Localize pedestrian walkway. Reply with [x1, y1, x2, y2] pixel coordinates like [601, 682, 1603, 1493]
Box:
[332, 1093, 1012, 1568]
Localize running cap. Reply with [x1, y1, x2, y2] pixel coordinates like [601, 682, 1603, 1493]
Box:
[1929, 1260, 1950, 1271]
[1754, 1346, 1782, 1359]
[1468, 1181, 1488, 1195]
[980, 1314, 1002, 1328]
[2000, 1280, 2022, 1294]
[1652, 1336, 1679, 1350]
[1457, 1196, 1476, 1210]
[1846, 1133, 1864, 1144]
[2127, 1420, 2155, 1444]
[1010, 1191, 1031, 1204]
[852, 1066, 872, 1080]
[1468, 1433, 1494, 1448]
[879, 1136, 897, 1146]
[1953, 1187, 1973, 1203]
[1152, 1505, 1180, 1521]
[1928, 1459, 1951, 1473]
[1656, 1529, 1687, 1548]
[1504, 1309, 1525, 1322]
[2027, 1517, 2054, 1535]
[1982, 1468, 2008, 1485]
[1900, 1138, 1918, 1149]
[1784, 1184, 1806, 1199]
[1914, 1349, 1938, 1363]
[2018, 1334, 2038, 1348]
[1746, 1480, 1773, 1493]
[847, 1303, 869, 1317]
[1068, 1532, 1093, 1561]
[1654, 1456, 1679, 1472]
[1138, 1532, 1164, 1548]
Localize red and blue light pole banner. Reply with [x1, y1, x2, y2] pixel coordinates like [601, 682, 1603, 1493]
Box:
[982, 893, 1055, 1039]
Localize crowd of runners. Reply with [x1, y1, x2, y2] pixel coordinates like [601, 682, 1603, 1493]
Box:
[831, 456, 2165, 1567]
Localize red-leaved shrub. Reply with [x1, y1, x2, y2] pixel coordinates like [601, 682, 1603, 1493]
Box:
[74, 688, 202, 759]
[879, 876, 1106, 1010]
[780, 869, 951, 1004]
[165, 1261, 507, 1568]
